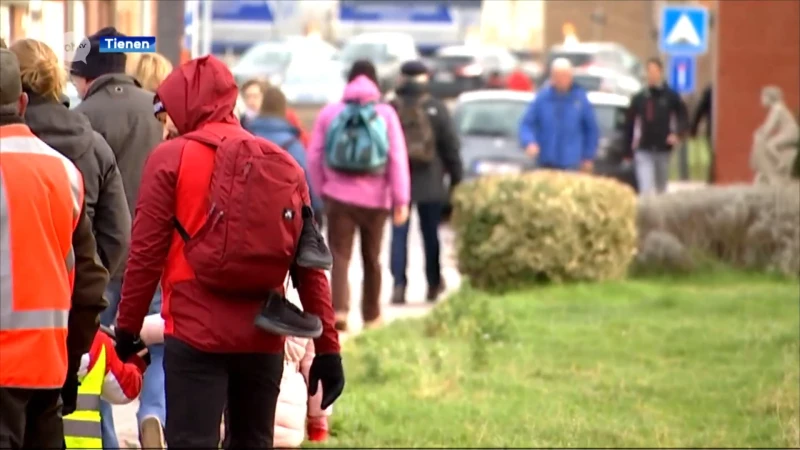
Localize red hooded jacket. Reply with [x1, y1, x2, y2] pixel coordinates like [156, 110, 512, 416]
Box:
[116, 56, 339, 355]
[285, 109, 310, 148]
[506, 69, 534, 92]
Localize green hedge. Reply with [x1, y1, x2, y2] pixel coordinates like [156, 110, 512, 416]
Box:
[451, 171, 638, 291]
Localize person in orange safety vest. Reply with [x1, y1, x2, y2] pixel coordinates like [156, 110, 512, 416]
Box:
[0, 48, 109, 449]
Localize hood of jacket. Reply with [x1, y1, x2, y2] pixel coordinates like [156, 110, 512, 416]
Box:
[341, 75, 381, 104]
[245, 116, 300, 140]
[156, 55, 239, 135]
[24, 93, 94, 160]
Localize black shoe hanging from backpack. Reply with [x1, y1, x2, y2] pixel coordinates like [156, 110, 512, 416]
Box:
[295, 206, 333, 270]
[254, 290, 323, 338]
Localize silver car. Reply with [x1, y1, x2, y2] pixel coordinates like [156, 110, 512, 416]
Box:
[231, 36, 338, 87]
[561, 66, 642, 97]
[281, 59, 346, 106]
[452, 89, 634, 188]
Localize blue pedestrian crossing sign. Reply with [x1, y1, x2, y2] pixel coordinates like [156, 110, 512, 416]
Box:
[669, 55, 696, 95]
[659, 5, 709, 55]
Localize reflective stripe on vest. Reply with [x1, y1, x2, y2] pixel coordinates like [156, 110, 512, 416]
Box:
[64, 345, 105, 449]
[0, 124, 84, 389]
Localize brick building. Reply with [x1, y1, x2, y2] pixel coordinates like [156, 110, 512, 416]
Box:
[715, 0, 800, 183]
[542, 0, 716, 95]
[1, 0, 155, 57]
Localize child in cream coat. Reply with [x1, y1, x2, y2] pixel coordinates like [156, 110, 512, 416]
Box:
[276, 335, 331, 446]
[140, 311, 331, 447]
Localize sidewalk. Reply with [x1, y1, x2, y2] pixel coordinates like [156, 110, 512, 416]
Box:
[112, 217, 460, 445]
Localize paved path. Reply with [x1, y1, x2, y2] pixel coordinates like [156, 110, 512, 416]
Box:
[112, 215, 460, 445]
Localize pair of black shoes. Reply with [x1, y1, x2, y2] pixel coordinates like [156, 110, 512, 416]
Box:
[254, 207, 332, 338]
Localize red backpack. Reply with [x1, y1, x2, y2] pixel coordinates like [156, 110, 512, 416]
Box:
[174, 130, 305, 297]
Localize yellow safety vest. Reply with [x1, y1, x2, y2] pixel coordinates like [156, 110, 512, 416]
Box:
[64, 345, 105, 449]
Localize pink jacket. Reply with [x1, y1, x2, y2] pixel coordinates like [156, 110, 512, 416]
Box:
[307, 75, 411, 210]
[274, 336, 330, 448]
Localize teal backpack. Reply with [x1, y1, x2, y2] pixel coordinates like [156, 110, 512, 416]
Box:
[324, 102, 389, 174]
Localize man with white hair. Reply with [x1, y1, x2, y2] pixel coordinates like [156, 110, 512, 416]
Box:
[389, 60, 463, 305]
[519, 57, 599, 172]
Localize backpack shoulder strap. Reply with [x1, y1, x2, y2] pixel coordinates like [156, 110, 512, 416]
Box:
[183, 130, 224, 149]
[279, 137, 297, 150]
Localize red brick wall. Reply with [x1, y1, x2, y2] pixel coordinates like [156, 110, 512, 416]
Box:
[715, 0, 800, 183]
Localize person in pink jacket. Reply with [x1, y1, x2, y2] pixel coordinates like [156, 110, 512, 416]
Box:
[308, 59, 411, 332]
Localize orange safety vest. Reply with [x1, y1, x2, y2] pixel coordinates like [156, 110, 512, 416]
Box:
[0, 123, 84, 389]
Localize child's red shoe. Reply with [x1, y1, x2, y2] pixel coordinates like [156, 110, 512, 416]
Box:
[307, 425, 328, 442]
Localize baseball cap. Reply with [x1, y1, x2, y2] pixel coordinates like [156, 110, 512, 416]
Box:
[0, 48, 23, 110]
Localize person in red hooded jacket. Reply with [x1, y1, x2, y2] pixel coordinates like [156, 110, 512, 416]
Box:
[114, 55, 343, 449]
[506, 64, 534, 92]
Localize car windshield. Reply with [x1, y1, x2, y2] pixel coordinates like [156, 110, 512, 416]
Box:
[238, 44, 291, 67]
[285, 63, 343, 85]
[573, 74, 605, 92]
[593, 104, 628, 137]
[454, 100, 530, 137]
[340, 42, 388, 63]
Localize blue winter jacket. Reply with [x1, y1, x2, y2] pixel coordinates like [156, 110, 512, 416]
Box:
[244, 116, 323, 211]
[518, 84, 600, 170]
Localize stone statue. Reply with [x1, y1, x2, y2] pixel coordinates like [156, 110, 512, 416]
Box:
[751, 86, 800, 185]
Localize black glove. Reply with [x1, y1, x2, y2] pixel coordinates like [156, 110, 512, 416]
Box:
[308, 353, 345, 410]
[114, 328, 145, 362]
[61, 374, 79, 416]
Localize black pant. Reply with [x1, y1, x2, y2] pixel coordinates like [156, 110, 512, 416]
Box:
[163, 337, 284, 449]
[0, 387, 64, 449]
[390, 202, 443, 288]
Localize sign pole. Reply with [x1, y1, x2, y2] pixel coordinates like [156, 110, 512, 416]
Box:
[202, 0, 213, 56]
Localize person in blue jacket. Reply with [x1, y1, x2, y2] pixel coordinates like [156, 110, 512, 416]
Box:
[244, 85, 324, 218]
[518, 57, 599, 172]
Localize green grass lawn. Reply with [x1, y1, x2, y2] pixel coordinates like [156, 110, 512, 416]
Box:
[313, 273, 799, 448]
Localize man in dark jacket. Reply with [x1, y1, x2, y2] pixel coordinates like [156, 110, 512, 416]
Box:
[624, 57, 689, 195]
[115, 55, 343, 448]
[70, 26, 165, 448]
[389, 61, 463, 304]
[690, 84, 714, 182]
[24, 93, 131, 276]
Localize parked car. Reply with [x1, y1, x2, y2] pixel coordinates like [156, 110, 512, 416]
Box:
[511, 49, 544, 84]
[281, 59, 346, 106]
[66, 81, 81, 109]
[231, 36, 338, 87]
[543, 66, 642, 97]
[337, 32, 419, 93]
[543, 41, 643, 82]
[451, 89, 635, 189]
[428, 45, 519, 98]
